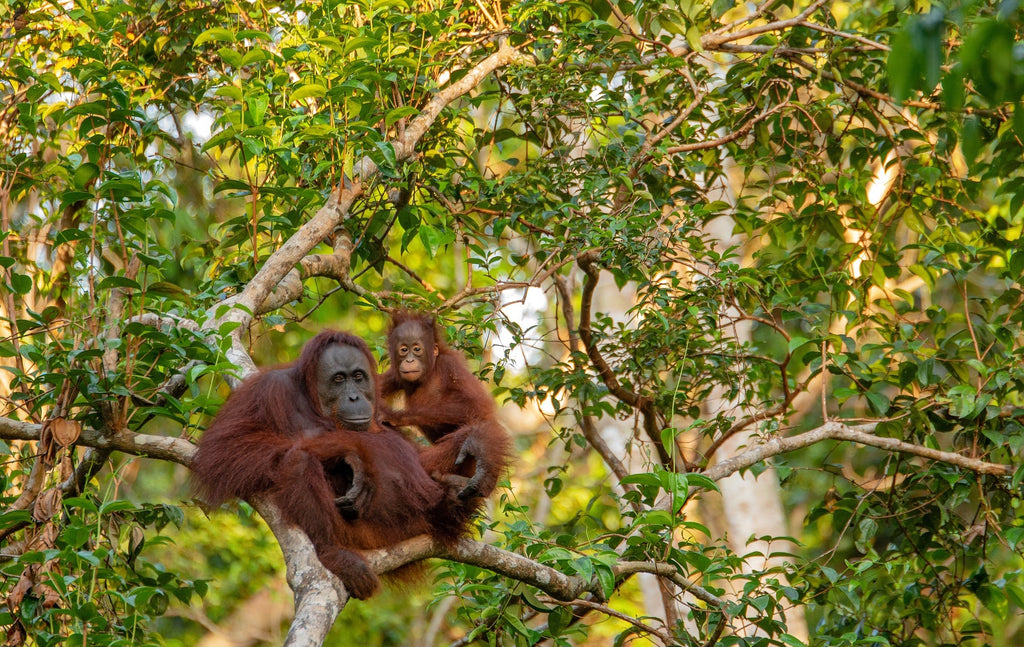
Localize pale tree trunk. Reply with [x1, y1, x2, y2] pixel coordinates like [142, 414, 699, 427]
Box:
[703, 194, 809, 638]
[585, 277, 700, 634]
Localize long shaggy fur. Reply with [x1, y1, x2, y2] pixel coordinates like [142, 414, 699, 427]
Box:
[192, 329, 474, 599]
[380, 311, 512, 501]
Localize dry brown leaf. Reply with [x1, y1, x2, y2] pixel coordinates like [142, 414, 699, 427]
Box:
[28, 522, 59, 552]
[50, 418, 81, 447]
[32, 489, 62, 524]
[59, 455, 73, 481]
[3, 618, 26, 647]
[6, 572, 34, 611]
[33, 582, 61, 609]
[38, 420, 56, 465]
[130, 525, 145, 554]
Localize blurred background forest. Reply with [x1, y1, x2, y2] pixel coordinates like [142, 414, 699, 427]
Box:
[2, 0, 1024, 645]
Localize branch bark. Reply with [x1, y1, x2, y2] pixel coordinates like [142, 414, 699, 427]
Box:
[209, 39, 528, 335]
[702, 420, 1013, 483]
[0, 417, 196, 466]
[577, 252, 673, 466]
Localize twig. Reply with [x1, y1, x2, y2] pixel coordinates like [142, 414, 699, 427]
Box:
[538, 596, 675, 645]
[700, 386, 804, 467]
[664, 85, 792, 155]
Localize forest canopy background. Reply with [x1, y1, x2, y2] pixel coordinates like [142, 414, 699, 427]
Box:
[2, 0, 1024, 646]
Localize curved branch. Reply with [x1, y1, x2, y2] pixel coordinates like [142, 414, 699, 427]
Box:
[664, 87, 791, 155]
[366, 536, 590, 601]
[216, 40, 528, 331]
[703, 420, 1013, 483]
[702, 0, 830, 49]
[128, 313, 200, 332]
[699, 384, 805, 467]
[577, 253, 639, 407]
[540, 596, 675, 644]
[577, 253, 672, 466]
[613, 562, 724, 609]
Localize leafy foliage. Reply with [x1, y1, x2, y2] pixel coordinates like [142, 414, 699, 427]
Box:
[2, 0, 1024, 645]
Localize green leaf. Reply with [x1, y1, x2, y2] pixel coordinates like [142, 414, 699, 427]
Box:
[55, 228, 90, 245]
[385, 105, 419, 128]
[194, 27, 236, 47]
[887, 29, 918, 102]
[344, 36, 378, 56]
[215, 85, 244, 101]
[99, 499, 138, 515]
[788, 336, 812, 354]
[73, 162, 100, 190]
[684, 473, 720, 493]
[10, 272, 31, 295]
[292, 84, 327, 101]
[686, 25, 702, 52]
[948, 384, 977, 418]
[711, 0, 733, 18]
[962, 115, 983, 165]
[548, 606, 572, 635]
[97, 276, 141, 290]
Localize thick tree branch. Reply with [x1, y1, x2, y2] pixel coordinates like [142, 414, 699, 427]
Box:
[4, 416, 1009, 487]
[0, 417, 195, 466]
[213, 40, 528, 332]
[4, 413, 1007, 647]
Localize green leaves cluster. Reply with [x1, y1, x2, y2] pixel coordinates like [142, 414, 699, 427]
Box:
[0, 496, 200, 646]
[3, 0, 1024, 644]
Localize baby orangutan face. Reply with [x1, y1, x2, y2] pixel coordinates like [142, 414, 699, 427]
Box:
[390, 320, 436, 385]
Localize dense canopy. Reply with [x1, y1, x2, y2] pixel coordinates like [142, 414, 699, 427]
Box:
[2, 0, 1023, 645]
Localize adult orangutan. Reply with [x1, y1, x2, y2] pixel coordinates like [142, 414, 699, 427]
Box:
[191, 330, 472, 600]
[379, 310, 511, 501]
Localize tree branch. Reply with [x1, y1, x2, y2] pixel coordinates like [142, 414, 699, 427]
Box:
[0, 417, 195, 466]
[699, 384, 804, 468]
[664, 86, 791, 155]
[577, 252, 673, 466]
[212, 40, 528, 333]
[703, 420, 1013, 483]
[702, 0, 830, 49]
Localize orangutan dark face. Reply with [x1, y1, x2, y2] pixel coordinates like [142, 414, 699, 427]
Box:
[316, 344, 375, 431]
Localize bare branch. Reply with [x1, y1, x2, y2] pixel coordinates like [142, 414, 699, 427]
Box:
[577, 253, 639, 408]
[128, 313, 201, 332]
[664, 85, 791, 155]
[577, 253, 672, 466]
[703, 420, 1014, 483]
[699, 385, 805, 467]
[702, 0, 830, 49]
[614, 562, 725, 609]
[540, 596, 675, 645]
